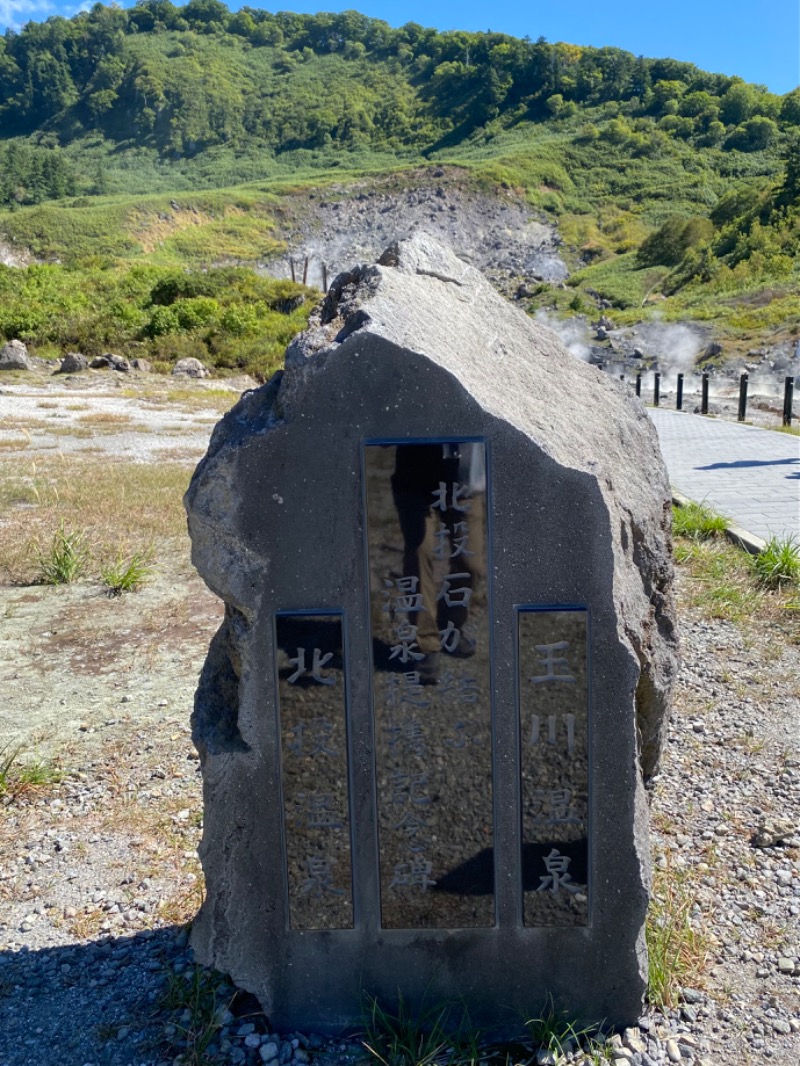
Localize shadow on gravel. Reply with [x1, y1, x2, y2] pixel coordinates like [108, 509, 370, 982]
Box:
[0, 924, 195, 1066]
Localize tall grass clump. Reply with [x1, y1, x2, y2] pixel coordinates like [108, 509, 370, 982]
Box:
[101, 548, 155, 595]
[751, 535, 800, 590]
[36, 522, 88, 584]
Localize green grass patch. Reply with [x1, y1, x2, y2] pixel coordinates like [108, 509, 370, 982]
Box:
[569, 252, 664, 310]
[672, 500, 730, 541]
[674, 540, 765, 621]
[158, 964, 235, 1066]
[524, 996, 606, 1061]
[750, 535, 800, 590]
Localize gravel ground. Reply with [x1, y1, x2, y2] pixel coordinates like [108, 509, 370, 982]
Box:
[1, 569, 797, 1065]
[0, 377, 798, 1066]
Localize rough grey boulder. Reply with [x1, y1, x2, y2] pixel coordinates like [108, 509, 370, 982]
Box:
[186, 234, 678, 1035]
[58, 352, 89, 374]
[0, 339, 32, 371]
[173, 357, 209, 378]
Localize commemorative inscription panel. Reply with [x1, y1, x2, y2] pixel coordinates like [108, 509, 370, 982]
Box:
[518, 607, 589, 926]
[275, 612, 353, 930]
[364, 441, 494, 929]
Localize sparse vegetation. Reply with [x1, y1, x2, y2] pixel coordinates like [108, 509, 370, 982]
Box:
[647, 854, 709, 1008]
[158, 964, 234, 1066]
[362, 993, 481, 1066]
[101, 547, 155, 595]
[674, 539, 767, 621]
[0, 457, 192, 584]
[35, 521, 88, 584]
[0, 741, 61, 800]
[524, 995, 606, 1061]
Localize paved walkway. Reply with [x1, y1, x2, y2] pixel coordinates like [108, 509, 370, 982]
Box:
[649, 409, 800, 543]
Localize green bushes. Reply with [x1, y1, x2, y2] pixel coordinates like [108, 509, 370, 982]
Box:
[637, 215, 713, 267]
[0, 261, 313, 380]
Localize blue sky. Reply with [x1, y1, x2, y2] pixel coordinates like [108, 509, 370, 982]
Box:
[1, 0, 798, 95]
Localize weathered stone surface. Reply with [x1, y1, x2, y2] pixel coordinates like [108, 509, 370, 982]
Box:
[186, 234, 678, 1036]
[173, 357, 209, 378]
[91, 352, 131, 372]
[0, 339, 32, 371]
[57, 352, 89, 374]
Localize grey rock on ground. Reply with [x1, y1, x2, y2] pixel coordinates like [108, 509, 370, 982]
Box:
[173, 357, 209, 378]
[0, 339, 32, 371]
[57, 352, 89, 374]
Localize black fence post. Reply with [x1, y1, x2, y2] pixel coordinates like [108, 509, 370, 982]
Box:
[737, 373, 749, 422]
[636, 373, 642, 397]
[653, 372, 661, 407]
[701, 373, 709, 414]
[784, 376, 795, 426]
[676, 373, 684, 411]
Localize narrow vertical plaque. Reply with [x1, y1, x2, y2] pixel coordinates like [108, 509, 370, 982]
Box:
[518, 607, 589, 926]
[365, 441, 493, 929]
[276, 612, 353, 930]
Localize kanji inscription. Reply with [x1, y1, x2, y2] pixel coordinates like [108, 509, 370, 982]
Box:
[275, 612, 353, 930]
[364, 441, 493, 929]
[518, 608, 589, 927]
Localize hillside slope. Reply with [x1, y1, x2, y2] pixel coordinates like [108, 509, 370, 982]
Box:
[1, 3, 798, 377]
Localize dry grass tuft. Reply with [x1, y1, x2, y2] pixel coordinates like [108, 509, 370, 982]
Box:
[78, 412, 134, 426]
[0, 456, 194, 583]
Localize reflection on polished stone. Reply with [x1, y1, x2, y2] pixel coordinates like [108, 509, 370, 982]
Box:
[518, 608, 589, 927]
[276, 612, 353, 930]
[364, 441, 493, 929]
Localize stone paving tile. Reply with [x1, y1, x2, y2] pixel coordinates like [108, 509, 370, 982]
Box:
[648, 409, 800, 542]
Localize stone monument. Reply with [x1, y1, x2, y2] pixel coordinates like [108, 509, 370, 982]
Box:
[185, 235, 678, 1035]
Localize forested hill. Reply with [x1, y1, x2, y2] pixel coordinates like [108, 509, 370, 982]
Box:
[0, 3, 798, 379]
[2, 1, 799, 201]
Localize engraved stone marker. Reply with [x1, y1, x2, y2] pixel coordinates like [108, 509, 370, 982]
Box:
[186, 234, 678, 1036]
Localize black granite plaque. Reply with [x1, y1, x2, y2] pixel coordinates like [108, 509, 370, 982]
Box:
[364, 441, 493, 929]
[518, 607, 589, 926]
[275, 612, 353, 930]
